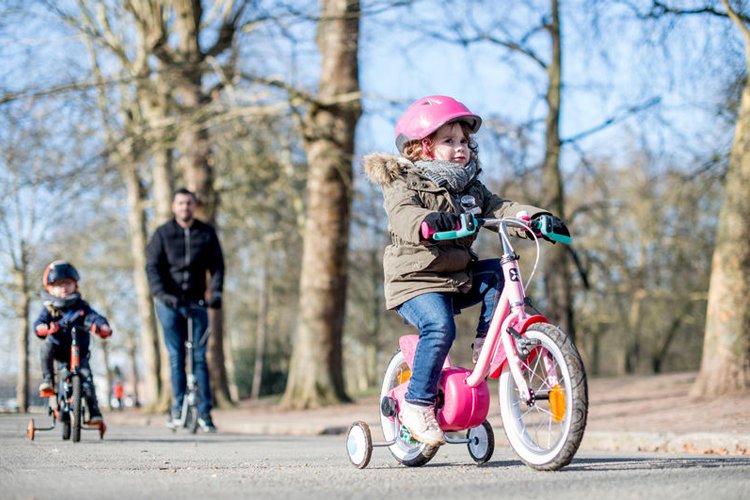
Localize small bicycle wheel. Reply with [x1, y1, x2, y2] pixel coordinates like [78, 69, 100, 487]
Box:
[71, 375, 83, 443]
[346, 421, 373, 469]
[61, 411, 71, 440]
[498, 323, 588, 471]
[380, 350, 439, 467]
[467, 420, 494, 464]
[186, 404, 199, 434]
[27, 419, 35, 441]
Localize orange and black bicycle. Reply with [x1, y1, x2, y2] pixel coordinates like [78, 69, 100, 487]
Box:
[27, 310, 106, 442]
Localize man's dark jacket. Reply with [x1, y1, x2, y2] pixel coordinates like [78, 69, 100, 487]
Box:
[145, 218, 224, 305]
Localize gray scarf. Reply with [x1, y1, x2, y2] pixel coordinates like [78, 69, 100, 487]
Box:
[415, 159, 478, 194]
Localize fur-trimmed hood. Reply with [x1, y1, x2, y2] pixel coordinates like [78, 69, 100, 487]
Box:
[362, 153, 414, 186]
[363, 153, 483, 188]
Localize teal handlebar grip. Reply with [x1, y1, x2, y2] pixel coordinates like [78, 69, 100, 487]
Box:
[432, 213, 479, 241]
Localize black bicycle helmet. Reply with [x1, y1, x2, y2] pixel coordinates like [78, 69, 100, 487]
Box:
[42, 260, 80, 286]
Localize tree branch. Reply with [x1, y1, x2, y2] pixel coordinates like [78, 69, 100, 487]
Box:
[723, 0, 750, 54]
[562, 97, 661, 144]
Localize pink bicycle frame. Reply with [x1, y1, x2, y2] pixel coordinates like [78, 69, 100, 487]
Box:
[464, 220, 551, 402]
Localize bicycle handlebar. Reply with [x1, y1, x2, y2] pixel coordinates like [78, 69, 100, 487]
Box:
[431, 214, 573, 245]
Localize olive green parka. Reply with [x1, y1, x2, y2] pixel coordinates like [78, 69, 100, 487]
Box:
[363, 153, 549, 309]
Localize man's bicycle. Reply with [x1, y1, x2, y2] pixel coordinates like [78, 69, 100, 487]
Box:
[346, 210, 588, 470]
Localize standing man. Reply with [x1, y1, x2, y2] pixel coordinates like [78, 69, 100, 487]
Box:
[146, 187, 225, 432]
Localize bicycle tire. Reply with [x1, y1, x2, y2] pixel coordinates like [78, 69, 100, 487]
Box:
[61, 407, 71, 440]
[187, 403, 199, 434]
[467, 419, 494, 464]
[380, 350, 438, 467]
[71, 375, 82, 443]
[498, 323, 588, 471]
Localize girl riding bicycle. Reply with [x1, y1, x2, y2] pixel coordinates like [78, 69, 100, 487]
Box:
[363, 95, 570, 446]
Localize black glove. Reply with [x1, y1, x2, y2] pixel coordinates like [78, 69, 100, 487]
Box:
[530, 214, 570, 243]
[159, 294, 180, 309]
[422, 212, 460, 233]
[208, 294, 222, 309]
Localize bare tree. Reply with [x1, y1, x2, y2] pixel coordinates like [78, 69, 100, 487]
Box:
[282, 0, 362, 409]
[692, 0, 750, 396]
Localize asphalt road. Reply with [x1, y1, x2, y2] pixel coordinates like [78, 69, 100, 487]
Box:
[2, 414, 749, 500]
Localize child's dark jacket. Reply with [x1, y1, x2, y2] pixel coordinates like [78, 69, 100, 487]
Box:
[33, 294, 109, 351]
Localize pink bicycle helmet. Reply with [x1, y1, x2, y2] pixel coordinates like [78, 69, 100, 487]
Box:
[395, 95, 482, 152]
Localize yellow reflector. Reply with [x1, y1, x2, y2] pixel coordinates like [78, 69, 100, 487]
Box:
[397, 369, 412, 385]
[549, 384, 566, 422]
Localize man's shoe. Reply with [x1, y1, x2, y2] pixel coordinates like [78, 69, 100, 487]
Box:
[166, 409, 181, 429]
[198, 413, 217, 433]
[38, 376, 54, 396]
[472, 336, 486, 364]
[399, 401, 445, 446]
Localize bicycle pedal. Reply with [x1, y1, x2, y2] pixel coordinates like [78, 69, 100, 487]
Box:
[399, 425, 419, 445]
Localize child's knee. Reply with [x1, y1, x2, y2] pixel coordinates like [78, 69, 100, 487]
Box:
[421, 318, 456, 343]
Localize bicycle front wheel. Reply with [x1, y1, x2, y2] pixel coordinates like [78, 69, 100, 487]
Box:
[71, 375, 82, 443]
[380, 350, 438, 467]
[498, 323, 588, 470]
[186, 398, 199, 434]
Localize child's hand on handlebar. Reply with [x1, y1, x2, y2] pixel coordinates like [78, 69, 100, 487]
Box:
[90, 322, 112, 339]
[420, 212, 461, 240]
[35, 322, 60, 337]
[529, 214, 570, 243]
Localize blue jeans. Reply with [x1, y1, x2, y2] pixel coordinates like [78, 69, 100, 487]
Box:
[395, 259, 503, 406]
[155, 301, 212, 416]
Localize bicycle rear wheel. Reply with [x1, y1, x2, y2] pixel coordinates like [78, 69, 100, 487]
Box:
[498, 323, 588, 471]
[379, 350, 438, 467]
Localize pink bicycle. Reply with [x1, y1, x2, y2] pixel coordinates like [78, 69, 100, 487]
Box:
[346, 209, 588, 471]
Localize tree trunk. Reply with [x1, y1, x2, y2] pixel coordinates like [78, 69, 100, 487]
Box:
[122, 165, 162, 408]
[152, 144, 175, 224]
[126, 334, 141, 406]
[101, 339, 113, 410]
[281, 0, 362, 409]
[14, 265, 30, 413]
[690, 43, 750, 397]
[541, 0, 575, 342]
[152, 146, 176, 412]
[252, 262, 269, 400]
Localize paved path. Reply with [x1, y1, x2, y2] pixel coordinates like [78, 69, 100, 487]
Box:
[99, 372, 750, 455]
[3, 415, 750, 500]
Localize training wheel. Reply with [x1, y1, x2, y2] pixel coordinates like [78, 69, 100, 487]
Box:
[346, 421, 373, 469]
[27, 419, 35, 441]
[467, 420, 494, 464]
[99, 422, 107, 440]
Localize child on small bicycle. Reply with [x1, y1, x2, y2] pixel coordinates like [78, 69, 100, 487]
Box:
[363, 95, 570, 446]
[34, 260, 112, 424]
